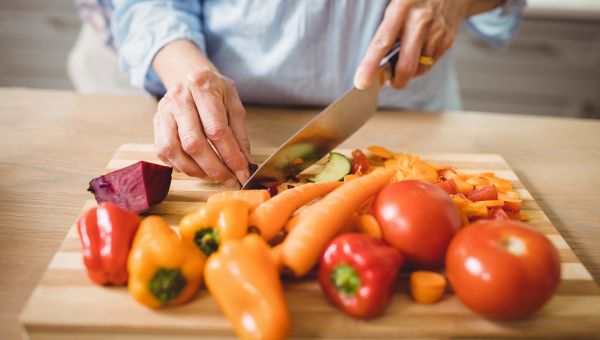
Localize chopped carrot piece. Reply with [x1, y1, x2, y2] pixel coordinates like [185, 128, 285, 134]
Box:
[343, 174, 359, 182]
[355, 214, 382, 239]
[474, 199, 504, 207]
[410, 271, 447, 304]
[367, 145, 394, 159]
[207, 190, 270, 210]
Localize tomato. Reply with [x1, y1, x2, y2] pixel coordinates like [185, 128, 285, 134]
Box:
[446, 220, 561, 320]
[372, 180, 462, 268]
[466, 185, 498, 202]
[435, 179, 458, 195]
[488, 206, 509, 220]
[351, 149, 370, 174]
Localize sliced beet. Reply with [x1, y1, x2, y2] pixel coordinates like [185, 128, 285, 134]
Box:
[88, 161, 173, 212]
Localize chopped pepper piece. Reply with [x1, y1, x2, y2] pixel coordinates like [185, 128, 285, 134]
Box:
[179, 200, 250, 257]
[128, 216, 205, 308]
[76, 202, 140, 285]
[205, 234, 291, 340]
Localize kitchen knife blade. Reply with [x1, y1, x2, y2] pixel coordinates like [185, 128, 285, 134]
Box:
[242, 44, 400, 189]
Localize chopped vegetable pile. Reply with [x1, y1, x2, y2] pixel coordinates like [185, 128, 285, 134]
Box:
[77, 146, 560, 339]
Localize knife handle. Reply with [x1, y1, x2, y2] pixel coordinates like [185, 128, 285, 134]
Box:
[378, 41, 400, 82]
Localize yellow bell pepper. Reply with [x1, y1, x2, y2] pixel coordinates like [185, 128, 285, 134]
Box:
[180, 199, 250, 257]
[205, 234, 291, 340]
[127, 216, 206, 308]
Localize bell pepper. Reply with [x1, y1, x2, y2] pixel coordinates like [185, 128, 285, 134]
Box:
[318, 233, 404, 319]
[205, 234, 291, 340]
[76, 202, 140, 285]
[128, 216, 206, 308]
[179, 199, 249, 257]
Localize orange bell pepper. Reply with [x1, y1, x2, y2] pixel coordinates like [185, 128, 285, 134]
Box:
[179, 199, 250, 257]
[127, 216, 205, 308]
[205, 234, 291, 340]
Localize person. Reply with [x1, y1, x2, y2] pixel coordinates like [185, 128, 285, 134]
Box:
[69, 0, 526, 184]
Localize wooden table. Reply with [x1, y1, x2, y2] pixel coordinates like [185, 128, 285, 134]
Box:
[1, 88, 599, 339]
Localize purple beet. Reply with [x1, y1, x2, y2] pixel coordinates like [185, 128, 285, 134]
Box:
[88, 161, 173, 212]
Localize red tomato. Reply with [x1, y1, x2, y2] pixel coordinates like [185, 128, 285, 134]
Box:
[435, 179, 458, 195]
[488, 206, 510, 220]
[446, 220, 561, 320]
[503, 200, 522, 213]
[372, 180, 462, 268]
[351, 149, 370, 174]
[466, 185, 498, 202]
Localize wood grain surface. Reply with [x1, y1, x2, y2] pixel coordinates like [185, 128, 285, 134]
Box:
[2, 88, 600, 339]
[20, 143, 600, 338]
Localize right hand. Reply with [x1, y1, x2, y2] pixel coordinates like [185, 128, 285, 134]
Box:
[154, 69, 252, 183]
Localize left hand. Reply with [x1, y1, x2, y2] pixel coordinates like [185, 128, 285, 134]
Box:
[354, 0, 476, 89]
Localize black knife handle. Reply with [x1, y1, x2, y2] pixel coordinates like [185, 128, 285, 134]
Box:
[379, 41, 400, 79]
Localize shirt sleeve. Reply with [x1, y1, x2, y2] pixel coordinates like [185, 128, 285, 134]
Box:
[464, 0, 527, 48]
[111, 0, 205, 96]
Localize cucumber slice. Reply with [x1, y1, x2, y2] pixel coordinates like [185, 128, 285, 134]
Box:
[309, 152, 351, 182]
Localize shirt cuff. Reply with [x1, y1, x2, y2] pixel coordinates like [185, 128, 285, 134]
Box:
[464, 0, 527, 48]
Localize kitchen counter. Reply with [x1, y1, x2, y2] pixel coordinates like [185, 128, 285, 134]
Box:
[526, 0, 600, 20]
[1, 88, 600, 339]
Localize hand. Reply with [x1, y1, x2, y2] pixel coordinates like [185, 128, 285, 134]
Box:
[354, 0, 502, 89]
[154, 69, 252, 183]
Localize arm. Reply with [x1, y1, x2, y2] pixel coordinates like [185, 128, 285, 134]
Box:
[111, 1, 252, 183]
[354, 0, 515, 90]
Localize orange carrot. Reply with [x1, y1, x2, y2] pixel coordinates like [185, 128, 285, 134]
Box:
[367, 145, 394, 159]
[249, 181, 342, 240]
[207, 190, 270, 210]
[270, 243, 284, 272]
[355, 214, 382, 239]
[410, 271, 447, 304]
[280, 168, 394, 276]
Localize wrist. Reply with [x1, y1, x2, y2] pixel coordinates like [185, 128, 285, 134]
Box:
[465, 0, 505, 17]
[152, 39, 218, 90]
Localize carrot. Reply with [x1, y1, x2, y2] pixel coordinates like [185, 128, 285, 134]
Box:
[280, 168, 395, 276]
[355, 214, 382, 239]
[410, 271, 447, 304]
[367, 145, 394, 159]
[249, 181, 342, 240]
[207, 190, 270, 210]
[270, 243, 284, 272]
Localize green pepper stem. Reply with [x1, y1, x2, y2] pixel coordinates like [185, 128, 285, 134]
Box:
[147, 268, 187, 303]
[194, 228, 219, 256]
[331, 264, 361, 297]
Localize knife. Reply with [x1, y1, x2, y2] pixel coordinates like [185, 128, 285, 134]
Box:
[242, 43, 400, 189]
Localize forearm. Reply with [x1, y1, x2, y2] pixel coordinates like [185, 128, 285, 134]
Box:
[152, 40, 217, 90]
[465, 0, 505, 16]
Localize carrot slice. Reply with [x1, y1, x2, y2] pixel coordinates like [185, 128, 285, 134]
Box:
[281, 168, 395, 276]
[410, 271, 447, 304]
[355, 214, 382, 239]
[207, 190, 270, 210]
[248, 181, 343, 241]
[367, 145, 394, 159]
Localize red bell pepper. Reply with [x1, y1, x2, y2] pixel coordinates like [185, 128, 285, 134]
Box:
[318, 233, 404, 318]
[77, 202, 140, 285]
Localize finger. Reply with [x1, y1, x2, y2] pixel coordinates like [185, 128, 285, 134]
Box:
[354, 0, 411, 89]
[392, 7, 433, 88]
[416, 19, 444, 76]
[226, 84, 254, 164]
[434, 31, 456, 62]
[170, 82, 235, 182]
[153, 109, 206, 178]
[188, 72, 250, 183]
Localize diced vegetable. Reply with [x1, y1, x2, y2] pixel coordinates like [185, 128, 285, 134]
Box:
[309, 152, 351, 183]
[88, 161, 172, 212]
[410, 271, 447, 304]
[466, 185, 498, 202]
[351, 149, 370, 175]
[367, 145, 394, 159]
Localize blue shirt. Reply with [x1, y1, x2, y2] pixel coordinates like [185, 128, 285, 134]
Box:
[110, 0, 525, 111]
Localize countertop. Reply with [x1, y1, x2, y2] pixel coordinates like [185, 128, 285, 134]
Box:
[1, 88, 600, 339]
[526, 0, 600, 20]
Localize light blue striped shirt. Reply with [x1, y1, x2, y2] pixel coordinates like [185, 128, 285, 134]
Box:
[111, 0, 525, 111]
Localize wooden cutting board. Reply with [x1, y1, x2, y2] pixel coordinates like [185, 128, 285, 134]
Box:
[20, 143, 600, 339]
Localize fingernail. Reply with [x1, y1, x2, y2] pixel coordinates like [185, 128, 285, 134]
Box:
[236, 170, 250, 184]
[224, 177, 238, 188]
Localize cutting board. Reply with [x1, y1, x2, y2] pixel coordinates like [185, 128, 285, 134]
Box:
[20, 143, 600, 339]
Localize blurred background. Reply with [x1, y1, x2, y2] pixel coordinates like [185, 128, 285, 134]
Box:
[0, 0, 598, 118]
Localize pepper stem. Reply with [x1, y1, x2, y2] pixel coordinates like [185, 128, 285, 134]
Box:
[194, 228, 220, 256]
[331, 264, 361, 297]
[147, 268, 187, 303]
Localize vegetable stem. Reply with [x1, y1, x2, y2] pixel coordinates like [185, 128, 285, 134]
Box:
[332, 264, 361, 297]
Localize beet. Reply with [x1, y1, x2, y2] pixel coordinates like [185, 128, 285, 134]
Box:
[88, 161, 173, 212]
